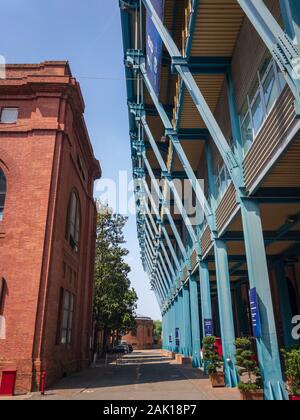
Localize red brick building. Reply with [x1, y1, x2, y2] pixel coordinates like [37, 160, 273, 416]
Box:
[0, 62, 101, 394]
[122, 315, 154, 350]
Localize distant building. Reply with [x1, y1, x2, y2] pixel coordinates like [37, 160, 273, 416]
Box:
[0, 62, 101, 394]
[122, 315, 154, 350]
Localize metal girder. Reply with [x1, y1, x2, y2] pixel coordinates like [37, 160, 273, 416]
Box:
[136, 79, 214, 230]
[145, 229, 172, 296]
[143, 155, 188, 262]
[222, 231, 300, 243]
[142, 192, 177, 279]
[137, 0, 244, 191]
[162, 53, 231, 74]
[140, 118, 201, 248]
[187, 56, 231, 74]
[145, 216, 172, 290]
[178, 128, 209, 141]
[143, 150, 196, 261]
[237, 0, 300, 114]
[144, 202, 172, 274]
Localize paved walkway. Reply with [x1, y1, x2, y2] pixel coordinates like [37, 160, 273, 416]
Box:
[25, 350, 240, 400]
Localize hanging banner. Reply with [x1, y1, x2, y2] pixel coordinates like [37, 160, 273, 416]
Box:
[146, 0, 164, 97]
[249, 287, 262, 339]
[204, 319, 214, 337]
[175, 327, 180, 347]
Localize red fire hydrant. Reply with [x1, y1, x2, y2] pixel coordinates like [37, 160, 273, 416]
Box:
[40, 371, 46, 396]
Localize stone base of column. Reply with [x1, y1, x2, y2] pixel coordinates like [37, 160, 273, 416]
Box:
[175, 354, 192, 365]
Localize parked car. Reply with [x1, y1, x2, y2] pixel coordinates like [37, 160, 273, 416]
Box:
[121, 342, 133, 353]
[112, 344, 128, 354]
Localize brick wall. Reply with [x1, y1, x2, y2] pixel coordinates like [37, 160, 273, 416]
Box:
[0, 62, 101, 394]
[122, 319, 154, 350]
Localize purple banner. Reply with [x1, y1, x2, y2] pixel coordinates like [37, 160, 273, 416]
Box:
[146, 0, 164, 97]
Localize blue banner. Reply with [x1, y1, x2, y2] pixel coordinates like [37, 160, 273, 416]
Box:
[204, 319, 214, 337]
[175, 327, 180, 346]
[146, 0, 164, 97]
[249, 288, 262, 338]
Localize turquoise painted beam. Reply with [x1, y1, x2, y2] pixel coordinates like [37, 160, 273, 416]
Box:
[240, 198, 287, 400]
[142, 177, 181, 273]
[199, 261, 213, 338]
[183, 283, 193, 358]
[214, 239, 239, 388]
[189, 273, 202, 368]
[141, 122, 199, 254]
[138, 0, 243, 190]
[237, 0, 300, 113]
[226, 70, 244, 168]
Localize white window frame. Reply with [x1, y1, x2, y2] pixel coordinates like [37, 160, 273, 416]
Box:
[0, 169, 7, 221]
[0, 107, 19, 124]
[215, 162, 231, 202]
[239, 58, 286, 157]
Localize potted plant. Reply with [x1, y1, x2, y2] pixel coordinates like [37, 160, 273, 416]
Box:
[203, 336, 225, 388]
[281, 347, 300, 401]
[235, 338, 264, 400]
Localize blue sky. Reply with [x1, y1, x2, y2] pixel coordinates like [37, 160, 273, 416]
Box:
[0, 0, 161, 320]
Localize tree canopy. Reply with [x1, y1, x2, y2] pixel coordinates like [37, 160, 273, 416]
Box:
[94, 204, 138, 351]
[153, 320, 162, 338]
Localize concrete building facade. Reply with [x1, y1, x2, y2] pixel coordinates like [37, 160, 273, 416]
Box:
[0, 62, 101, 394]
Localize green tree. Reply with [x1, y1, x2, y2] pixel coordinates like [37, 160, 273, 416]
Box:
[153, 320, 162, 338]
[93, 204, 138, 356]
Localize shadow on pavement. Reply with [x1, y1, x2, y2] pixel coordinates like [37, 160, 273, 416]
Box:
[47, 351, 208, 392]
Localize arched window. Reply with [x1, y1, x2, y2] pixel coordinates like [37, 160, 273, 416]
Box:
[66, 192, 80, 252]
[0, 169, 6, 221]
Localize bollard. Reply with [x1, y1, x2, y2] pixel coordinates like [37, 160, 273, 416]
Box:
[41, 371, 46, 396]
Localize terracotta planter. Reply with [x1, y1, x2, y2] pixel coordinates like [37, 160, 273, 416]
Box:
[289, 395, 300, 401]
[240, 389, 264, 401]
[209, 372, 225, 388]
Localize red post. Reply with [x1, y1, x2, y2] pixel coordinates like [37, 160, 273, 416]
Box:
[40, 371, 46, 396]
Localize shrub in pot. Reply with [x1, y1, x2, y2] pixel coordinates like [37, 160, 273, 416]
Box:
[235, 338, 263, 401]
[281, 347, 300, 401]
[203, 336, 224, 388]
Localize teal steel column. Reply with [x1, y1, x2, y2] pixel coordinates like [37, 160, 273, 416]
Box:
[240, 198, 287, 400]
[214, 239, 239, 388]
[274, 261, 295, 349]
[164, 309, 167, 350]
[199, 261, 213, 339]
[279, 0, 296, 39]
[178, 290, 184, 355]
[164, 309, 170, 350]
[189, 273, 202, 368]
[174, 295, 179, 353]
[170, 301, 176, 353]
[167, 307, 172, 351]
[183, 283, 192, 357]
